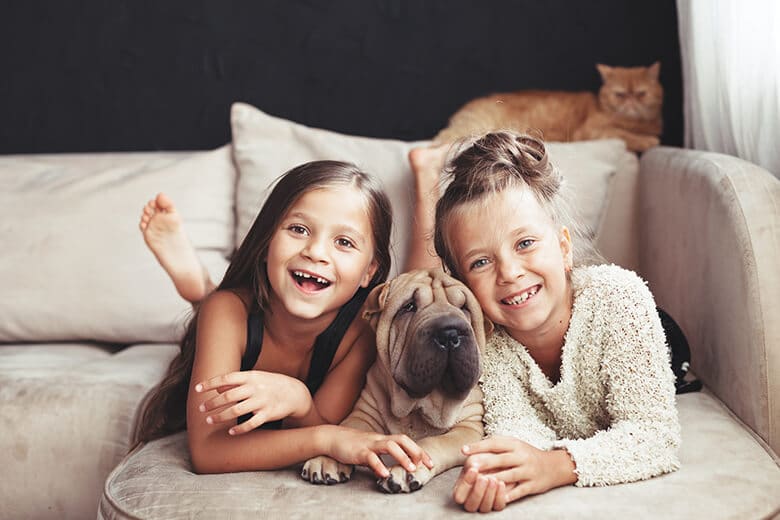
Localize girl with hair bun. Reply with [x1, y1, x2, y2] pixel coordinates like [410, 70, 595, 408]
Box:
[410, 132, 680, 512]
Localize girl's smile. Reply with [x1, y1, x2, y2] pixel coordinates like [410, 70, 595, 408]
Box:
[290, 269, 333, 293]
[501, 284, 541, 307]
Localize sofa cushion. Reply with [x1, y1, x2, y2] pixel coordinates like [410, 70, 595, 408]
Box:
[97, 391, 780, 519]
[230, 103, 627, 276]
[0, 342, 179, 520]
[0, 147, 235, 343]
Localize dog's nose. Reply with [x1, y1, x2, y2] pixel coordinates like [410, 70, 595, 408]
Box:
[434, 328, 461, 350]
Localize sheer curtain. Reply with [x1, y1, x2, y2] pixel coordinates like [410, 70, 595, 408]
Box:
[677, 0, 780, 177]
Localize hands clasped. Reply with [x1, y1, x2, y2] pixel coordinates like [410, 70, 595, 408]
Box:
[453, 436, 574, 513]
[195, 370, 310, 434]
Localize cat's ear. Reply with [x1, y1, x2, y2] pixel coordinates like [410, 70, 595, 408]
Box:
[596, 64, 613, 82]
[648, 61, 661, 80]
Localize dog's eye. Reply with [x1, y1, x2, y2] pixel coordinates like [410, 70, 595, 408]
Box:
[399, 300, 417, 314]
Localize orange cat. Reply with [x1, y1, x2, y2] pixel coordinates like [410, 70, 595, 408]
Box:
[434, 62, 663, 152]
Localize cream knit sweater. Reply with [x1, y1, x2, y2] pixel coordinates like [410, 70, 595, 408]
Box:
[480, 264, 680, 487]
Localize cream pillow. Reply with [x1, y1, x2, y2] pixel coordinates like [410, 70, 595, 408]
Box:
[232, 102, 427, 276]
[231, 102, 622, 276]
[0, 146, 236, 343]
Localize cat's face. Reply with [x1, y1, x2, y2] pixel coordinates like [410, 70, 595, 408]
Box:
[597, 62, 663, 121]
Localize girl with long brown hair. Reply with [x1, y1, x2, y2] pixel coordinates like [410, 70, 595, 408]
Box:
[136, 160, 431, 478]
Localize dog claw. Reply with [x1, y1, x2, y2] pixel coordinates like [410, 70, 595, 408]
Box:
[407, 473, 422, 491]
[339, 472, 349, 483]
[312, 472, 323, 485]
[324, 474, 338, 485]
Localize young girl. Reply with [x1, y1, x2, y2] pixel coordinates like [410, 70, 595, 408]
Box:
[410, 132, 680, 512]
[135, 160, 432, 479]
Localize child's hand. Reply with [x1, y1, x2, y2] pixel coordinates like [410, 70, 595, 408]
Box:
[452, 436, 576, 512]
[194, 371, 311, 434]
[323, 426, 434, 479]
[452, 466, 510, 513]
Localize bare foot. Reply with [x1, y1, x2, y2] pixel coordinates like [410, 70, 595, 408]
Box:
[139, 193, 211, 303]
[408, 142, 450, 200]
[404, 143, 451, 272]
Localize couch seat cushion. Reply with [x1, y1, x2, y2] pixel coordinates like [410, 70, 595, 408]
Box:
[98, 391, 780, 519]
[0, 343, 179, 520]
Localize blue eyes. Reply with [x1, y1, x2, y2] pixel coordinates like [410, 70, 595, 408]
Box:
[467, 239, 535, 271]
[469, 258, 489, 270]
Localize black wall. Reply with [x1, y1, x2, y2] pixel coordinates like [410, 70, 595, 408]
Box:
[0, 1, 682, 153]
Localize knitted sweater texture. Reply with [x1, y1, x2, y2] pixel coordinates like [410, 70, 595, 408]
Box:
[480, 264, 681, 487]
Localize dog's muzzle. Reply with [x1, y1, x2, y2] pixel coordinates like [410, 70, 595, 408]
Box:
[398, 314, 480, 400]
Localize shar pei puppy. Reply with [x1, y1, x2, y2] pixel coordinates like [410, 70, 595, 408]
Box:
[302, 267, 490, 493]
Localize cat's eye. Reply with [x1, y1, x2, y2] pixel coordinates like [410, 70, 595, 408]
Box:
[614, 91, 627, 99]
[635, 91, 647, 99]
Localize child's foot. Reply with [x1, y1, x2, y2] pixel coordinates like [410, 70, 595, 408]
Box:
[139, 193, 209, 303]
[408, 142, 450, 200]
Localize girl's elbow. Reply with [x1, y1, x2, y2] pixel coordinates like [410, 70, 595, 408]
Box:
[188, 435, 227, 474]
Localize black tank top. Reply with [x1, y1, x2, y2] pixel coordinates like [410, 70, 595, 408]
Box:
[237, 286, 371, 429]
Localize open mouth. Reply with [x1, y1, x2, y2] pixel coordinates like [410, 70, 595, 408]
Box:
[291, 270, 332, 292]
[501, 285, 540, 306]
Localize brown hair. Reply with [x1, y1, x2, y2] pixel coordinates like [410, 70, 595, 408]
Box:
[433, 131, 603, 278]
[133, 160, 393, 446]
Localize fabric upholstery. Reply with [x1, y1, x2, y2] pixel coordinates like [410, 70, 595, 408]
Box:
[0, 147, 235, 343]
[638, 147, 780, 455]
[0, 343, 179, 520]
[230, 103, 630, 276]
[98, 391, 780, 519]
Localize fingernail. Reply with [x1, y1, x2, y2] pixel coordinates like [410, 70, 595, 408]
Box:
[198, 404, 205, 412]
[462, 445, 470, 454]
[228, 428, 235, 435]
[195, 384, 203, 392]
[408, 464, 416, 471]
[206, 416, 213, 424]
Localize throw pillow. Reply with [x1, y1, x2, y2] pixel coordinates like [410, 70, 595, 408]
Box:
[0, 146, 236, 343]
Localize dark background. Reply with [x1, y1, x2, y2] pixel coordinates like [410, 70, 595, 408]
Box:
[0, 1, 682, 154]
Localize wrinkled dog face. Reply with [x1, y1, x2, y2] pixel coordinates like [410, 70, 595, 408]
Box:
[364, 269, 486, 401]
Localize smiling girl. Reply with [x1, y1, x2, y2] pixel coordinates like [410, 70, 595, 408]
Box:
[135, 160, 431, 478]
[411, 132, 680, 512]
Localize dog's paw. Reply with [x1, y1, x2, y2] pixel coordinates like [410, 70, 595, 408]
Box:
[301, 456, 353, 485]
[376, 465, 432, 493]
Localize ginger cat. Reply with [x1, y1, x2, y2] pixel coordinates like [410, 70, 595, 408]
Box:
[434, 62, 663, 152]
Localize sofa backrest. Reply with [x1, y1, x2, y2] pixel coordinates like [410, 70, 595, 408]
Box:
[0, 107, 640, 345]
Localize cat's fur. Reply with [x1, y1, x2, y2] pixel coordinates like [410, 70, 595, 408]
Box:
[434, 62, 663, 152]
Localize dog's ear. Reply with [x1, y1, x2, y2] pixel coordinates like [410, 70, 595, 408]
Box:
[362, 281, 392, 330]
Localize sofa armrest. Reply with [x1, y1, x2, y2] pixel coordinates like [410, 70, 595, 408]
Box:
[638, 147, 780, 455]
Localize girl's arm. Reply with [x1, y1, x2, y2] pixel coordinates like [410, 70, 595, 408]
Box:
[551, 271, 681, 487]
[290, 318, 376, 427]
[186, 290, 324, 473]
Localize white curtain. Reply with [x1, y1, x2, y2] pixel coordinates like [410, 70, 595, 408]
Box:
[677, 0, 780, 177]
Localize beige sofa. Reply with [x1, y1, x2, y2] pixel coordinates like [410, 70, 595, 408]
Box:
[1, 104, 778, 519]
